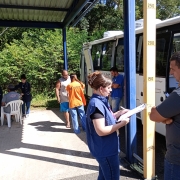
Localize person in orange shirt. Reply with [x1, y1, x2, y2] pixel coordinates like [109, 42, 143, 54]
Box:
[66, 73, 86, 134]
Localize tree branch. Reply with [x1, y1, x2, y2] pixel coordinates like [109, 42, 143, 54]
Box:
[0, 27, 9, 36]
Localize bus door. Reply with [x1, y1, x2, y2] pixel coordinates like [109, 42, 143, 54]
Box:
[168, 32, 180, 93]
[114, 39, 125, 106]
[155, 32, 171, 136]
[80, 50, 85, 82]
[83, 48, 94, 98]
[136, 35, 143, 119]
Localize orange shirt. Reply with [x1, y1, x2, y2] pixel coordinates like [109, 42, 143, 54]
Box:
[66, 81, 86, 108]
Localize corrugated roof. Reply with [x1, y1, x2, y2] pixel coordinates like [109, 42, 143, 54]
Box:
[0, 0, 98, 28]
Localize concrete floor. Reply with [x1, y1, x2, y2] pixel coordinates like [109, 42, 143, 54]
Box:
[0, 109, 142, 180]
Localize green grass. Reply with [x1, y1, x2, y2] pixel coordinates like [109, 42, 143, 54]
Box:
[31, 94, 59, 109]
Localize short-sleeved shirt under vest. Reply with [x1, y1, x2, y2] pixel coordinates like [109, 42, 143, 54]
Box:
[59, 76, 71, 103]
[156, 86, 180, 165]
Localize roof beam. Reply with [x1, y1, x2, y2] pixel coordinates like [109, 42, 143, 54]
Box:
[0, 20, 63, 29]
[70, 0, 99, 27]
[63, 0, 90, 27]
[0, 4, 69, 12]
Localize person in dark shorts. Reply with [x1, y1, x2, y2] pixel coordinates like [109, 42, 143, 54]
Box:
[150, 51, 180, 180]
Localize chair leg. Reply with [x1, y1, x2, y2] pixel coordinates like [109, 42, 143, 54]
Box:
[19, 113, 22, 125]
[15, 114, 18, 122]
[6, 114, 11, 128]
[1, 115, 4, 126]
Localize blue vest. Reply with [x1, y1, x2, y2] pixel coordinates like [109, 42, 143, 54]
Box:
[86, 94, 119, 158]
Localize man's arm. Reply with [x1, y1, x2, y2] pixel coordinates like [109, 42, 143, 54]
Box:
[112, 83, 120, 88]
[150, 92, 180, 123]
[55, 80, 61, 103]
[112, 75, 123, 89]
[150, 106, 170, 122]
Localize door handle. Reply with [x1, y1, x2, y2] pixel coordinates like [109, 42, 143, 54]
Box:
[160, 97, 164, 102]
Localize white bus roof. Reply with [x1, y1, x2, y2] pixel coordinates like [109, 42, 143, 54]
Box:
[83, 16, 180, 48]
[103, 31, 123, 38]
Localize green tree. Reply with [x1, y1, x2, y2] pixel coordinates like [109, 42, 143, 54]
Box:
[0, 28, 88, 97]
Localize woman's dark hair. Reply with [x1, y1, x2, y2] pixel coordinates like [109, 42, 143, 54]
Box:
[110, 67, 119, 72]
[70, 73, 76, 81]
[21, 74, 26, 79]
[88, 71, 112, 90]
[170, 51, 180, 68]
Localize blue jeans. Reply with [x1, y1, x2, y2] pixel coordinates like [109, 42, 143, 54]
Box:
[69, 105, 85, 134]
[111, 97, 121, 113]
[164, 159, 180, 180]
[96, 154, 120, 180]
[22, 101, 31, 115]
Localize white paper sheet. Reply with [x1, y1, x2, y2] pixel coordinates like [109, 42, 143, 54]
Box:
[117, 104, 146, 121]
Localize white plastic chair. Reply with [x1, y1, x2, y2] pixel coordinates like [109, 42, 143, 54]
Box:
[1, 100, 23, 127]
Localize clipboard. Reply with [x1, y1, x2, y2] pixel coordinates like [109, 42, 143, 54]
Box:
[117, 104, 146, 122]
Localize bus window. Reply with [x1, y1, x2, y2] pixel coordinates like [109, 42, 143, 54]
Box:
[115, 39, 124, 72]
[101, 42, 114, 71]
[136, 35, 143, 74]
[168, 32, 180, 92]
[156, 32, 171, 77]
[91, 44, 102, 70]
[173, 33, 180, 52]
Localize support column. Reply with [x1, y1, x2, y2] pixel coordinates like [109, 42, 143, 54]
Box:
[143, 0, 156, 178]
[123, 0, 137, 163]
[63, 28, 68, 70]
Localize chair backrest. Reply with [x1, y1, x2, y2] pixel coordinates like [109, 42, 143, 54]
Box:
[5, 100, 23, 114]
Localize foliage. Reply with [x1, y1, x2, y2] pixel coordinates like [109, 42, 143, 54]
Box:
[135, 0, 180, 20]
[0, 27, 27, 51]
[156, 0, 180, 19]
[78, 1, 124, 40]
[31, 93, 59, 108]
[0, 28, 88, 97]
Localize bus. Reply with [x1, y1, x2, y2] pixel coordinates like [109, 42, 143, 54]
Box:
[80, 16, 180, 136]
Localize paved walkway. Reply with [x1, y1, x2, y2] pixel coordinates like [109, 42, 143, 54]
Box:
[0, 109, 142, 180]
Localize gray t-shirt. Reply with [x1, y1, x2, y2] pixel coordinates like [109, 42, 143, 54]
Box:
[156, 87, 180, 165]
[2, 91, 20, 113]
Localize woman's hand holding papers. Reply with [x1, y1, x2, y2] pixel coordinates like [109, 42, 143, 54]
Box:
[114, 108, 130, 126]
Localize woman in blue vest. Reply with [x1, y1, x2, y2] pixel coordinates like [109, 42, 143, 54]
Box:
[15, 74, 32, 118]
[86, 71, 129, 180]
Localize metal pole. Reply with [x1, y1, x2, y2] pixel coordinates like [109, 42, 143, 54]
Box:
[123, 0, 137, 163]
[143, 0, 156, 178]
[63, 28, 68, 70]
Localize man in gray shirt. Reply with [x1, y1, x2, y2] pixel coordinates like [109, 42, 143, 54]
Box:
[150, 51, 180, 180]
[1, 84, 20, 113]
